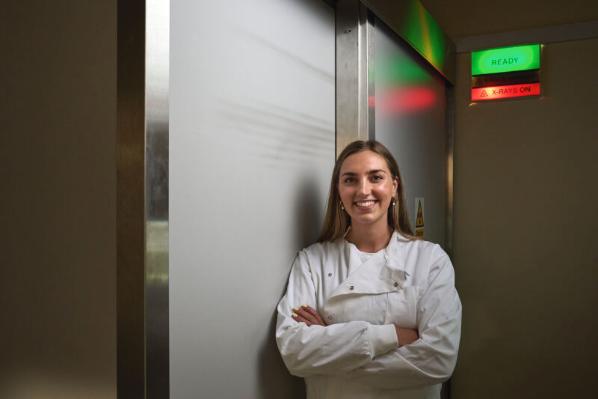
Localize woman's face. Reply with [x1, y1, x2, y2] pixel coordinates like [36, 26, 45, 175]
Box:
[338, 150, 398, 230]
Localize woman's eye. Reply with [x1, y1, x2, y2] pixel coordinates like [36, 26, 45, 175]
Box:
[371, 175, 383, 182]
[343, 177, 355, 184]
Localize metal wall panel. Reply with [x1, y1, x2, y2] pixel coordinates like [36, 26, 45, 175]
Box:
[169, 0, 335, 397]
[373, 19, 448, 246]
[363, 0, 456, 83]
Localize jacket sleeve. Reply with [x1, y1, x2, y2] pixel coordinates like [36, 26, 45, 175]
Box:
[348, 246, 462, 389]
[276, 250, 399, 377]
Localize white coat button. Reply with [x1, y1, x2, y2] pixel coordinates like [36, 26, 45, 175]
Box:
[349, 285, 354, 290]
[393, 282, 399, 287]
[328, 273, 332, 277]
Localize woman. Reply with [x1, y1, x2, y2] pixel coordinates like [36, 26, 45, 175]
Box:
[276, 140, 461, 398]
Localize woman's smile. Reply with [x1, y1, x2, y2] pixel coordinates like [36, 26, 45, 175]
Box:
[354, 199, 378, 210]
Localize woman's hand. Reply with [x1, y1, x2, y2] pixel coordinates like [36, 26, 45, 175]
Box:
[395, 325, 419, 347]
[292, 305, 327, 326]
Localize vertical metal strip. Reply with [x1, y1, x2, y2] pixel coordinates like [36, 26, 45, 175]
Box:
[336, 0, 373, 156]
[145, 1, 169, 398]
[365, 9, 376, 140]
[117, 0, 169, 397]
[357, 2, 373, 140]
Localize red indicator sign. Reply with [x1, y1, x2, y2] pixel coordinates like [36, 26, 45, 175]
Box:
[471, 83, 540, 101]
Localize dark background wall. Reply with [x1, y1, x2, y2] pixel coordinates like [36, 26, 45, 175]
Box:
[451, 36, 598, 399]
[421, 1, 598, 397]
[0, 1, 117, 398]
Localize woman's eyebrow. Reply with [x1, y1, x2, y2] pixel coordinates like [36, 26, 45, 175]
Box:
[340, 169, 387, 177]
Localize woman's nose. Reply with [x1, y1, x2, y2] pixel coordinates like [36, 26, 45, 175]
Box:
[358, 179, 371, 194]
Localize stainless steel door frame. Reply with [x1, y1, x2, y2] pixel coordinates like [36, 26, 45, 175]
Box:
[335, 0, 375, 155]
[117, 0, 169, 398]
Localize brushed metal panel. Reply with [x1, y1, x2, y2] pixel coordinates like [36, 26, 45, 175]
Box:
[373, 16, 448, 246]
[117, 0, 169, 397]
[146, 1, 170, 398]
[336, 0, 375, 156]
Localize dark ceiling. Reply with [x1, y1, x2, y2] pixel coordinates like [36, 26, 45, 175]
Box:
[420, 0, 598, 39]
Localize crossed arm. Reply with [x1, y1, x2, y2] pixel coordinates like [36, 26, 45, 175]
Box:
[292, 304, 420, 347]
[276, 248, 461, 388]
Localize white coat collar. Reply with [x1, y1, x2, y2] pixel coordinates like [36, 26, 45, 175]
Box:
[327, 231, 411, 300]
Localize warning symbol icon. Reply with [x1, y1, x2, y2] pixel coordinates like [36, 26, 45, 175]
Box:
[480, 90, 488, 98]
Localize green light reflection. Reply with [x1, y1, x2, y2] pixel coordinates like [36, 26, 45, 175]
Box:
[399, 1, 446, 72]
[376, 55, 431, 86]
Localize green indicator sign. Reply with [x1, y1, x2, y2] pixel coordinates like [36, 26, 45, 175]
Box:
[471, 44, 540, 76]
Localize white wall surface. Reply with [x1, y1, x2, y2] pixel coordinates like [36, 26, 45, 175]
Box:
[170, 0, 335, 397]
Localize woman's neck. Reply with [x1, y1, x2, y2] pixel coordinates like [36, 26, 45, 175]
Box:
[346, 224, 393, 253]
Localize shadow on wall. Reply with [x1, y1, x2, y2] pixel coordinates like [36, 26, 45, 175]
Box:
[257, 313, 305, 399]
[257, 176, 326, 398]
[294, 175, 327, 250]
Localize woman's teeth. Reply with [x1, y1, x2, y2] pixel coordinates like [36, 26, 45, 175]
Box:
[355, 200, 376, 207]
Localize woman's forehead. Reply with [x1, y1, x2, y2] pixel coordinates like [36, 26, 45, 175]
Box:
[340, 150, 390, 173]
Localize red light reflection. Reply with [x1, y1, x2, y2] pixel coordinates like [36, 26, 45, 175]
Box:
[369, 87, 437, 114]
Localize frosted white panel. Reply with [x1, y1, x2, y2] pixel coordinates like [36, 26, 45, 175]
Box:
[374, 20, 447, 246]
[170, 1, 335, 398]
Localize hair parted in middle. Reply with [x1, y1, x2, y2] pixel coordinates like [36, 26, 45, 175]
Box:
[317, 140, 415, 243]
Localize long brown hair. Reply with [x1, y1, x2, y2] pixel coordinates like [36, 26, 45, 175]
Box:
[317, 140, 414, 242]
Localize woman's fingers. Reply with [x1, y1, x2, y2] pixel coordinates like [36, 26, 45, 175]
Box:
[302, 305, 327, 326]
[292, 312, 312, 326]
[292, 305, 326, 326]
[293, 306, 319, 325]
[395, 326, 420, 347]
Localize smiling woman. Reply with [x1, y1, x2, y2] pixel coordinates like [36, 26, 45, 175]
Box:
[276, 140, 462, 399]
[319, 140, 414, 247]
[338, 151, 398, 239]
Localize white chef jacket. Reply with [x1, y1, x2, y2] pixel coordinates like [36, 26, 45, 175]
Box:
[276, 231, 461, 399]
